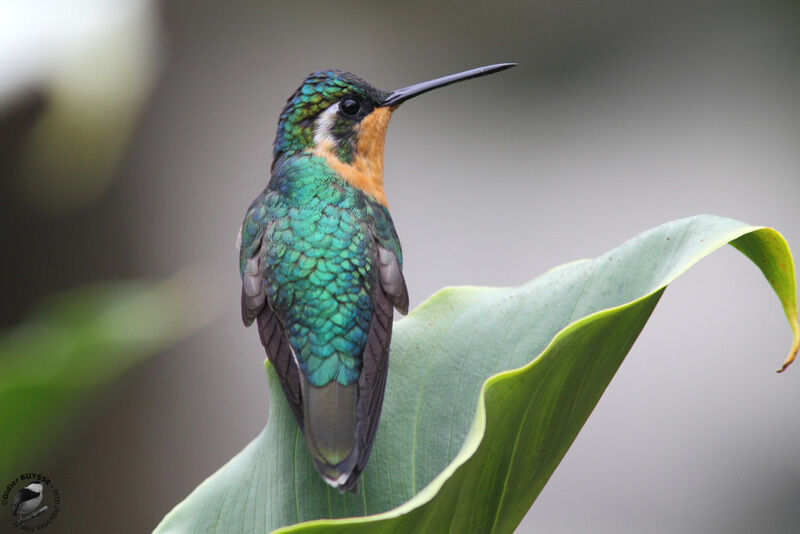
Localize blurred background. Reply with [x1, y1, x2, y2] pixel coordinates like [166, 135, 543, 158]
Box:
[2, 0, 799, 532]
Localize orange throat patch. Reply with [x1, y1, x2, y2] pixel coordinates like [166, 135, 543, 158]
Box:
[313, 107, 392, 207]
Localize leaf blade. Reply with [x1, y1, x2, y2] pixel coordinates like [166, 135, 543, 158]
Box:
[154, 215, 798, 534]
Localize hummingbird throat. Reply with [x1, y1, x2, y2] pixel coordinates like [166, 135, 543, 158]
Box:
[312, 107, 392, 207]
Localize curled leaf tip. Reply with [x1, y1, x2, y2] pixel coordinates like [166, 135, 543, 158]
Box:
[776, 320, 800, 373]
[776, 359, 792, 373]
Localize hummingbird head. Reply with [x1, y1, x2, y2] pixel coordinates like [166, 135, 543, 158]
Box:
[273, 70, 390, 166]
[273, 64, 516, 205]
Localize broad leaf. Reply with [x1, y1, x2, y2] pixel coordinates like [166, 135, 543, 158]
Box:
[155, 215, 798, 533]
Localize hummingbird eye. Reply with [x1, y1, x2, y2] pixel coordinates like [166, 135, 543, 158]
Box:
[339, 98, 361, 117]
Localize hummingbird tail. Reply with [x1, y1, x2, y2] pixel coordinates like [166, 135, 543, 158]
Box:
[301, 379, 361, 492]
[301, 289, 396, 493]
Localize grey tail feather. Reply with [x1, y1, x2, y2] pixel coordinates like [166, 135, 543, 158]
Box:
[301, 378, 361, 492]
[316, 448, 360, 494]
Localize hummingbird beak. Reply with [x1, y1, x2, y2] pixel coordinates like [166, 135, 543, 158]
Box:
[381, 63, 516, 107]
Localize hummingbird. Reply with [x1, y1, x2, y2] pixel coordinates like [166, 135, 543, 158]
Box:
[238, 63, 516, 493]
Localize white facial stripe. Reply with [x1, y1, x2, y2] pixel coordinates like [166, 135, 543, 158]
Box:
[313, 102, 340, 147]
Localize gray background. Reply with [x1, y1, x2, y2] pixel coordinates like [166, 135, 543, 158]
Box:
[7, 1, 800, 532]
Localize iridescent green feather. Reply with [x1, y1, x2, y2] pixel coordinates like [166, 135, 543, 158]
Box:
[239, 155, 401, 387]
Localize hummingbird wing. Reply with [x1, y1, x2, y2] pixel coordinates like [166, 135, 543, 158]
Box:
[338, 239, 407, 491]
[239, 213, 305, 431]
[371, 204, 409, 315]
[345, 265, 395, 489]
[376, 242, 409, 314]
[255, 297, 305, 431]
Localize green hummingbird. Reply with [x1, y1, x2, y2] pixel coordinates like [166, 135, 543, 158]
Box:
[238, 63, 515, 492]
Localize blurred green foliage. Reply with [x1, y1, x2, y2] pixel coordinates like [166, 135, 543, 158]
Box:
[0, 270, 219, 481]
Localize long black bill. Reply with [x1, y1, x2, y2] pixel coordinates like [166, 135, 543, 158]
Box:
[382, 63, 516, 107]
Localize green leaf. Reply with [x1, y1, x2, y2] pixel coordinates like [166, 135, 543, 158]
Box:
[0, 268, 220, 481]
[155, 215, 798, 533]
